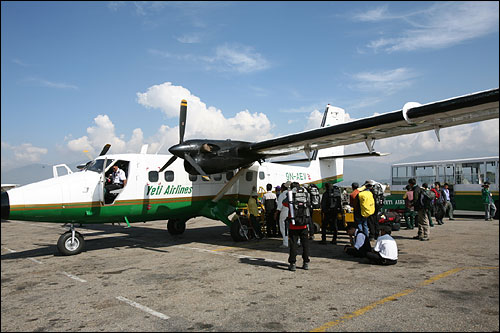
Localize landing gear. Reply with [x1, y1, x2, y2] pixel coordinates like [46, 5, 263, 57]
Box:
[57, 225, 85, 255]
[167, 219, 186, 235]
[230, 216, 250, 242]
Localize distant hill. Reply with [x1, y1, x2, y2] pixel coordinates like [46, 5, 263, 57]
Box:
[1, 161, 86, 186]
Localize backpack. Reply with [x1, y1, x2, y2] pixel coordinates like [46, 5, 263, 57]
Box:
[419, 188, 435, 209]
[308, 184, 321, 209]
[371, 183, 385, 209]
[329, 185, 342, 210]
[264, 196, 277, 213]
[358, 190, 375, 217]
[292, 186, 309, 226]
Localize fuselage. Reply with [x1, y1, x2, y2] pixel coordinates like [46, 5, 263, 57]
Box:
[1, 152, 343, 225]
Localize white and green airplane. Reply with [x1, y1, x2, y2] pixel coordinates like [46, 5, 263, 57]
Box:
[2, 88, 498, 255]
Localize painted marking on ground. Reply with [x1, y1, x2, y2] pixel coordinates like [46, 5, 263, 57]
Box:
[310, 266, 499, 332]
[116, 296, 170, 320]
[61, 271, 87, 283]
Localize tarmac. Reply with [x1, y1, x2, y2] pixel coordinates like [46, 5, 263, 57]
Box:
[1, 215, 499, 332]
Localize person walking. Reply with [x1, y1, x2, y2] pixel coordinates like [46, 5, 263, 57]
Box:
[263, 183, 278, 237]
[319, 183, 340, 245]
[442, 183, 455, 221]
[275, 182, 291, 248]
[287, 182, 311, 271]
[482, 182, 497, 221]
[411, 178, 430, 241]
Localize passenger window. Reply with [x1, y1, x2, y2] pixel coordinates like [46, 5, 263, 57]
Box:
[226, 171, 234, 181]
[259, 171, 265, 180]
[212, 174, 222, 181]
[246, 171, 253, 182]
[164, 171, 174, 182]
[148, 171, 159, 182]
[189, 174, 197, 182]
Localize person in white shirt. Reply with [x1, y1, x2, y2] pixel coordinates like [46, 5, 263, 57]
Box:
[275, 181, 291, 248]
[104, 165, 127, 203]
[366, 225, 398, 265]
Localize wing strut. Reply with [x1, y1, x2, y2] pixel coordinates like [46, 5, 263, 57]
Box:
[212, 167, 248, 203]
[365, 138, 375, 153]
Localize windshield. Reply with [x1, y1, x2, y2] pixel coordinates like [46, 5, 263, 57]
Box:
[86, 159, 114, 173]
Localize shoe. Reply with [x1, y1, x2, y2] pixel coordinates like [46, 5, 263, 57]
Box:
[303, 262, 309, 270]
[288, 263, 296, 271]
[413, 235, 421, 239]
[319, 240, 327, 245]
[449, 218, 455, 220]
[420, 238, 429, 241]
[279, 244, 288, 249]
[430, 225, 434, 227]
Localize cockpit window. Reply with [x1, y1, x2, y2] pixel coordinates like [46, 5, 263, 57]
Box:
[87, 159, 114, 173]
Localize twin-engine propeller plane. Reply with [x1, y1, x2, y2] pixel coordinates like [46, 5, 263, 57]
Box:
[1, 88, 498, 255]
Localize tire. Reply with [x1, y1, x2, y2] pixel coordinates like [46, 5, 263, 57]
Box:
[167, 219, 186, 235]
[230, 216, 250, 242]
[57, 231, 85, 256]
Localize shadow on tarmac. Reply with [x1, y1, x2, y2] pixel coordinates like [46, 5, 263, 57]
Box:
[1, 219, 371, 265]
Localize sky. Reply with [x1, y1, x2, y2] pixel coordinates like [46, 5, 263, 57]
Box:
[1, 1, 499, 181]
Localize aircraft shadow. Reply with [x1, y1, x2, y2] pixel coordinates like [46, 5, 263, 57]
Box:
[1, 221, 367, 264]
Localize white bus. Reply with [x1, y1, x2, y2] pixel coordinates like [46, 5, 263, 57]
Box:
[385, 156, 499, 214]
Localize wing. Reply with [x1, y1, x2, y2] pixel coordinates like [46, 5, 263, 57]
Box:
[247, 88, 499, 157]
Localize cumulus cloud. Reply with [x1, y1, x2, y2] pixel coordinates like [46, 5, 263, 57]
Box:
[356, 2, 499, 53]
[65, 82, 274, 157]
[137, 82, 274, 141]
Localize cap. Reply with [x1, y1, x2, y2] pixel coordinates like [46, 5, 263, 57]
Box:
[284, 181, 292, 188]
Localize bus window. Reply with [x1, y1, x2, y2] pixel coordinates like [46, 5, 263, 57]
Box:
[485, 161, 497, 184]
[415, 166, 435, 185]
[189, 174, 197, 182]
[459, 163, 481, 184]
[392, 166, 410, 185]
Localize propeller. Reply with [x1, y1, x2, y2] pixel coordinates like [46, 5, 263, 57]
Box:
[77, 144, 112, 170]
[159, 99, 208, 177]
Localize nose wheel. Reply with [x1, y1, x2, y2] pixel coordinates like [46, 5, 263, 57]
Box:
[57, 225, 85, 255]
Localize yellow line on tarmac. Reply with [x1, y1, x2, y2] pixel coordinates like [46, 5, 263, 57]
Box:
[310, 266, 498, 332]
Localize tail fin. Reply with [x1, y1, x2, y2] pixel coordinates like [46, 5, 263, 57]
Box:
[308, 105, 345, 187]
[312, 104, 345, 159]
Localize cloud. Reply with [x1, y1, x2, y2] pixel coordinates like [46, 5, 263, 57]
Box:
[350, 67, 418, 94]
[66, 82, 275, 157]
[356, 2, 499, 53]
[149, 44, 271, 74]
[25, 77, 79, 90]
[176, 33, 202, 44]
[1, 141, 48, 164]
[137, 82, 274, 141]
[205, 44, 270, 73]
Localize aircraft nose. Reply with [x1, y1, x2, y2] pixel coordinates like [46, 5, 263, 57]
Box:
[1, 191, 10, 220]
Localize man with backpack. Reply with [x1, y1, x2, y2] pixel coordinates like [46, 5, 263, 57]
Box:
[320, 183, 341, 245]
[350, 182, 369, 237]
[432, 182, 445, 225]
[366, 180, 382, 240]
[263, 183, 278, 237]
[286, 182, 311, 271]
[410, 179, 431, 241]
[358, 181, 376, 238]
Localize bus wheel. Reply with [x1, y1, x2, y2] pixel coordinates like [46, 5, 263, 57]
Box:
[167, 219, 186, 235]
[231, 217, 249, 241]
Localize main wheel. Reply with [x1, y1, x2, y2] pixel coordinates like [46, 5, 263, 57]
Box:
[57, 231, 85, 256]
[167, 219, 186, 235]
[230, 216, 250, 241]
